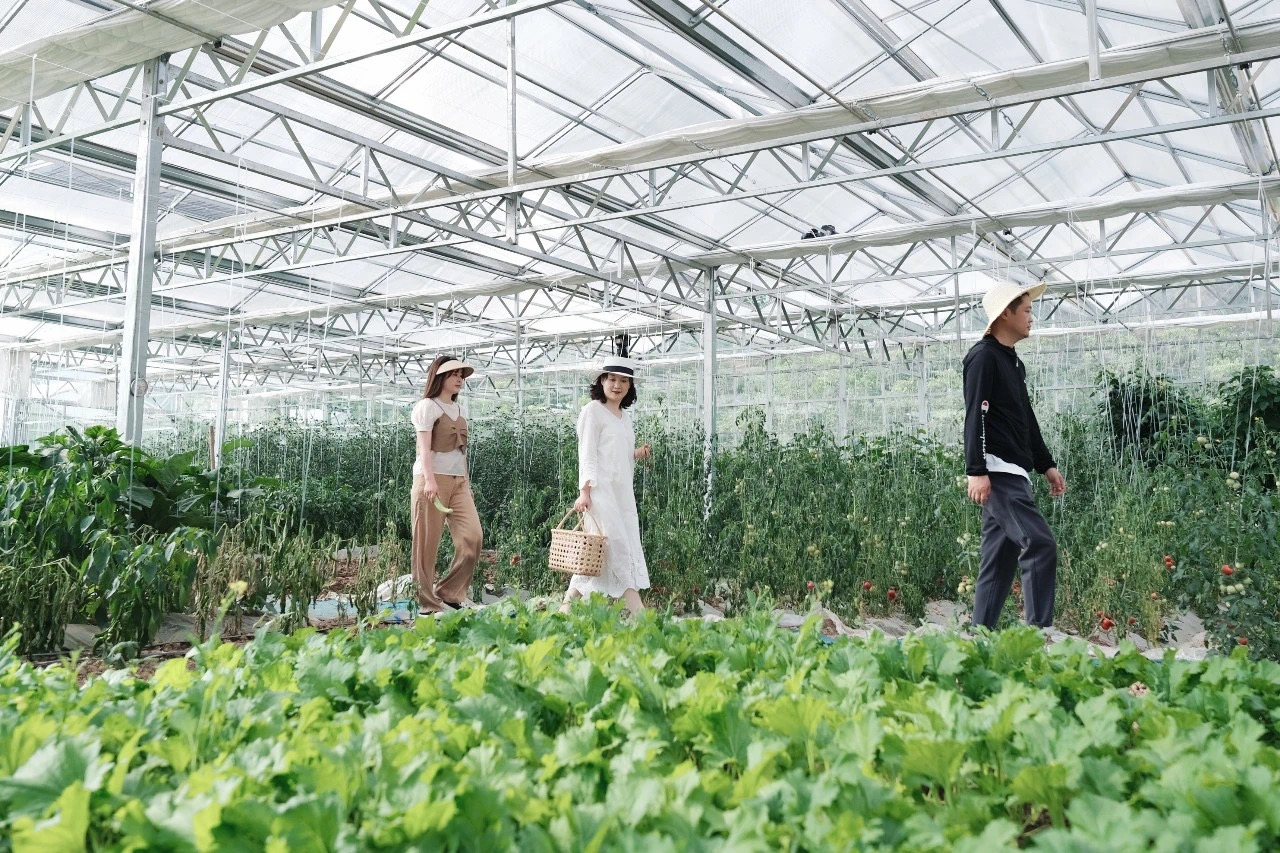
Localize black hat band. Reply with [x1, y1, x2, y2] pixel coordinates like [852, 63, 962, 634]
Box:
[601, 363, 635, 376]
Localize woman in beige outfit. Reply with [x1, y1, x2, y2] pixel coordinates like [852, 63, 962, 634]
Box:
[410, 354, 482, 616]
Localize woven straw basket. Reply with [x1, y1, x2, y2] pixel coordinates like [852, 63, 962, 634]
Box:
[549, 509, 606, 577]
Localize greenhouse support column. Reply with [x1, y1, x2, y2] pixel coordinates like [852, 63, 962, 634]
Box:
[515, 321, 524, 416]
[764, 356, 774, 432]
[310, 10, 323, 60]
[879, 359, 888, 433]
[214, 334, 231, 468]
[702, 268, 718, 521]
[694, 355, 703, 414]
[19, 103, 30, 160]
[116, 57, 167, 445]
[0, 351, 30, 445]
[504, 0, 518, 243]
[1265, 204, 1274, 334]
[951, 236, 961, 345]
[917, 345, 929, 428]
[1085, 0, 1100, 80]
[833, 319, 847, 441]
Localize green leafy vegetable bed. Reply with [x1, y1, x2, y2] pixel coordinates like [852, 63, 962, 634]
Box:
[2, 602, 1278, 851]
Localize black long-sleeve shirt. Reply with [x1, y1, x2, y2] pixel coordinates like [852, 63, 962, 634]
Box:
[962, 337, 1056, 476]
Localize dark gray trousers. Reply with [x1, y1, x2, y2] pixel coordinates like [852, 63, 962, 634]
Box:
[971, 473, 1058, 629]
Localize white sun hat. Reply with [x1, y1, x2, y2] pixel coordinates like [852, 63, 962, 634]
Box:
[593, 334, 640, 377]
[595, 354, 639, 377]
[981, 281, 1047, 335]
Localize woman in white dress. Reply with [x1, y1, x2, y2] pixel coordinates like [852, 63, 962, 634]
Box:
[560, 344, 651, 615]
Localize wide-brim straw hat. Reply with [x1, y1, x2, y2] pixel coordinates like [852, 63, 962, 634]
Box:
[593, 355, 640, 378]
[434, 358, 474, 379]
[982, 281, 1047, 335]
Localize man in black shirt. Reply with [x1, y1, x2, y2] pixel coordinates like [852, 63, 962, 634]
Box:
[963, 282, 1066, 629]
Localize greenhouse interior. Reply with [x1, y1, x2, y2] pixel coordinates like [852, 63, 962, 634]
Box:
[3, 0, 1280, 848]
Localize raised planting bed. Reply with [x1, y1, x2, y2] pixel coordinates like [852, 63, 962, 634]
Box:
[2, 598, 1277, 850]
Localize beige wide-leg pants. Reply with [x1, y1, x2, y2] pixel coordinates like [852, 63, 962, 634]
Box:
[411, 473, 482, 612]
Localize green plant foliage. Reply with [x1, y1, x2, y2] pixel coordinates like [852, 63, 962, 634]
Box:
[11, 362, 1280, 662]
[0, 426, 263, 654]
[0, 559, 79, 655]
[349, 524, 408, 622]
[261, 526, 338, 633]
[86, 527, 212, 653]
[217, 418, 415, 540]
[191, 365, 1280, 660]
[1218, 365, 1280, 466]
[1096, 368, 1206, 464]
[2, 602, 1278, 849]
[193, 524, 261, 637]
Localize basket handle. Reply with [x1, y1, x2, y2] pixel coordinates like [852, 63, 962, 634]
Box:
[555, 508, 596, 531]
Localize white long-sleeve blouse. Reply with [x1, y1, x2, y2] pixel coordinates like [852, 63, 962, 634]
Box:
[576, 400, 635, 491]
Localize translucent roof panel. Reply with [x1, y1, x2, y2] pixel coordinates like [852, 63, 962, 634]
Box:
[3, 0, 1280, 398]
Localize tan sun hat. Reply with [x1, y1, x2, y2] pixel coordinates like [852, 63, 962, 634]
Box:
[434, 358, 474, 379]
[982, 281, 1047, 335]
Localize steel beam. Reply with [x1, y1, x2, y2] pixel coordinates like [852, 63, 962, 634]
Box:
[25, 284, 1269, 395]
[5, 24, 1280, 342]
[6, 99, 1275, 330]
[6, 184, 1272, 363]
[0, 0, 567, 163]
[310, 9, 324, 62]
[632, 0, 961, 220]
[115, 58, 166, 444]
[7, 2, 1280, 389]
[214, 332, 231, 467]
[21, 98, 1277, 301]
[834, 319, 847, 440]
[1177, 0, 1275, 177]
[505, 0, 519, 243]
[1086, 0, 1101, 80]
[702, 267, 717, 520]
